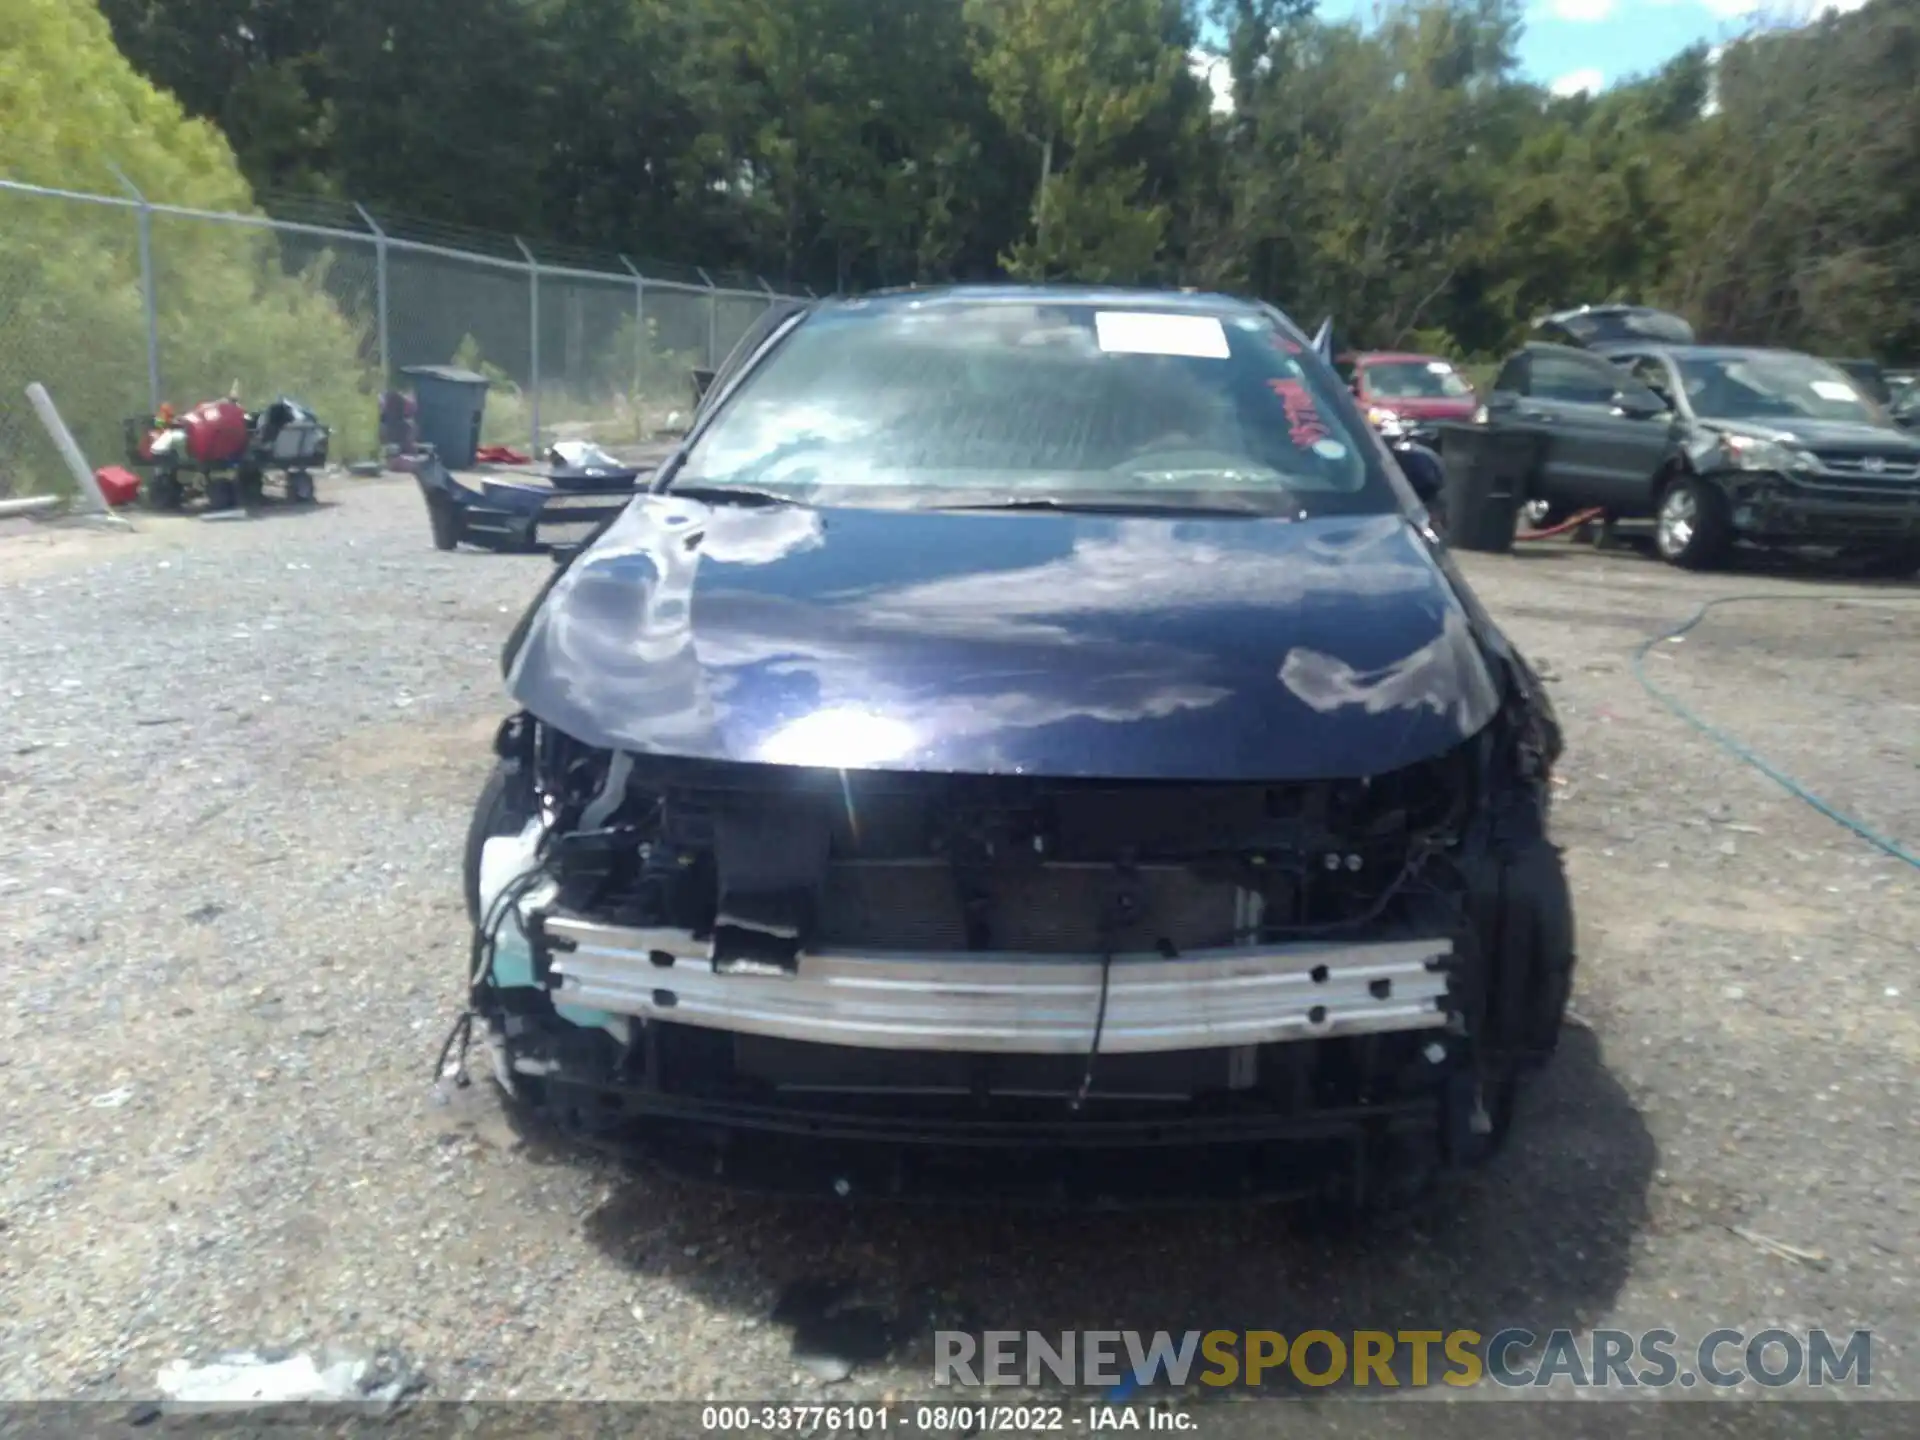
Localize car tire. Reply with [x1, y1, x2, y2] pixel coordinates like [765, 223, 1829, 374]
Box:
[1458, 837, 1576, 1167]
[427, 492, 462, 551]
[1653, 474, 1731, 570]
[463, 759, 531, 926]
[205, 476, 238, 512]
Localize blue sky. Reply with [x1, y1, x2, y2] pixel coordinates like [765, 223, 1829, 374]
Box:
[1193, 0, 1866, 102]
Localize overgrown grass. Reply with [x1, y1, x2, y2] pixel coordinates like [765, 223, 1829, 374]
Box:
[0, 210, 383, 499]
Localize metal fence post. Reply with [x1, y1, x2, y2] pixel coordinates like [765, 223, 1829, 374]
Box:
[697, 268, 719, 369]
[108, 162, 161, 412]
[355, 204, 391, 384]
[619, 255, 646, 403]
[515, 238, 541, 456]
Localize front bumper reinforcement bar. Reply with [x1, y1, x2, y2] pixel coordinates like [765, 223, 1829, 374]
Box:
[538, 915, 1454, 1055]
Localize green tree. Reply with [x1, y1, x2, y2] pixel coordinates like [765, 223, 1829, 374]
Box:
[964, 0, 1196, 281]
[0, 0, 376, 495]
[67, 0, 1920, 365]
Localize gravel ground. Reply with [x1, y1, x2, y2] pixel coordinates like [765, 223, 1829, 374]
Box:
[1, 480, 1915, 1418]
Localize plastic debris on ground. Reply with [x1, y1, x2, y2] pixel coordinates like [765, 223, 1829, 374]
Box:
[153, 1348, 419, 1411]
[547, 439, 622, 471]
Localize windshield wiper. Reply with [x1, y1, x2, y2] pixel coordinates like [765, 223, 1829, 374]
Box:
[928, 496, 1278, 517]
[657, 481, 795, 507]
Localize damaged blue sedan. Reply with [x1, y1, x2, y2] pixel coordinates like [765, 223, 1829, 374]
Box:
[451, 286, 1574, 1210]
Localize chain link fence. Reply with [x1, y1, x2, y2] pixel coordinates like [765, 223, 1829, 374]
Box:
[0, 176, 810, 498]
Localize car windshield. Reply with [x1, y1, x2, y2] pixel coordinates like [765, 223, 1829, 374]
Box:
[1363, 359, 1473, 400]
[1676, 353, 1891, 425]
[674, 298, 1392, 515]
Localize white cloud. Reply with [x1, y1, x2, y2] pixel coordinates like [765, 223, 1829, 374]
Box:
[1189, 50, 1234, 116]
[1550, 0, 1617, 20]
[1697, 0, 1761, 17]
[1550, 68, 1605, 97]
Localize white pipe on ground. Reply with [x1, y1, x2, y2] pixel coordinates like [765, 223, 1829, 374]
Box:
[0, 494, 64, 518]
[25, 382, 127, 524]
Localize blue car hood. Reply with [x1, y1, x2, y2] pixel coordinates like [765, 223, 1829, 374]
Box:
[505, 496, 1502, 782]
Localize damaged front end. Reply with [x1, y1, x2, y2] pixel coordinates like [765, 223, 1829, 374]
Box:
[457, 665, 1571, 1209]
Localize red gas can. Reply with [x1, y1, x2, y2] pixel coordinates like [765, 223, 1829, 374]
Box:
[94, 466, 142, 506]
[181, 399, 249, 465]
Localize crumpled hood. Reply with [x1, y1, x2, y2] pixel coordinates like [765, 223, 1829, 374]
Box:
[504, 496, 1503, 782]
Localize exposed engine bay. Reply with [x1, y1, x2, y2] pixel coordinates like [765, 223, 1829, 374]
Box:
[453, 664, 1570, 1208]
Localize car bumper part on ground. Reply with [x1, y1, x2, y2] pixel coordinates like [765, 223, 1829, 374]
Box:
[541, 915, 1454, 1055]
[415, 457, 645, 553]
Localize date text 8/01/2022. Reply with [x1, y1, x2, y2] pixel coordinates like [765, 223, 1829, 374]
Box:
[699, 1404, 1196, 1432]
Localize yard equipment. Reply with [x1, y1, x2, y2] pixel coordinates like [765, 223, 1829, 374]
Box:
[125, 393, 329, 512]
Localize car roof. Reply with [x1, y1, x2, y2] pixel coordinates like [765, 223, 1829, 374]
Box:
[1626, 344, 1821, 362]
[1517, 341, 1613, 360]
[1352, 351, 1455, 365]
[819, 283, 1276, 321]
[1534, 302, 1684, 324]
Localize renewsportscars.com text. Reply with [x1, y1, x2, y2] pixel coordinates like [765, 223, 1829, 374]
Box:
[933, 1327, 1874, 1391]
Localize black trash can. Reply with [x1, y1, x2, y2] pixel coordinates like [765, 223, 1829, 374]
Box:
[401, 365, 490, 470]
[1432, 423, 1544, 555]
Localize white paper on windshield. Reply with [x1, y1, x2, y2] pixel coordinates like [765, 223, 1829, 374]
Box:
[1427, 361, 1455, 373]
[1811, 380, 1858, 401]
[1094, 311, 1230, 360]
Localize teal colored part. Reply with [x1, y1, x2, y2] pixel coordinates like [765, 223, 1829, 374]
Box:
[487, 922, 622, 1032]
[490, 937, 536, 989]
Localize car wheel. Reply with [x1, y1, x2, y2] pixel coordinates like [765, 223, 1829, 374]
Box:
[463, 759, 533, 925]
[1653, 474, 1731, 570]
[288, 470, 316, 504]
[1458, 836, 1576, 1167]
[205, 476, 238, 512]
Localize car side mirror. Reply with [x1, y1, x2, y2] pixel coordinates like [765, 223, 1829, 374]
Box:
[1612, 389, 1668, 420]
[1394, 442, 1445, 504]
